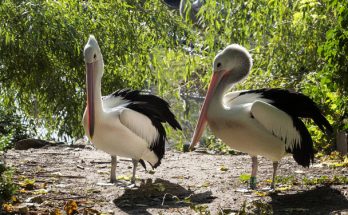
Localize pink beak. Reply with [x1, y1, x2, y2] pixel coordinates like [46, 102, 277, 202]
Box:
[189, 70, 226, 150]
[86, 62, 95, 139]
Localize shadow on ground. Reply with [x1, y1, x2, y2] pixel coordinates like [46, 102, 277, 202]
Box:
[270, 186, 348, 214]
[113, 178, 215, 215]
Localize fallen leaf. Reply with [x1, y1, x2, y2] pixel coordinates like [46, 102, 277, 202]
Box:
[2, 203, 13, 213]
[53, 208, 62, 215]
[117, 175, 131, 181]
[83, 208, 100, 215]
[64, 200, 78, 215]
[33, 189, 49, 195]
[19, 189, 27, 193]
[11, 196, 19, 203]
[153, 183, 166, 192]
[276, 185, 292, 191]
[239, 174, 251, 183]
[199, 181, 210, 188]
[183, 196, 192, 203]
[254, 191, 268, 197]
[19, 178, 35, 190]
[220, 166, 229, 171]
[41, 182, 48, 189]
[148, 170, 156, 174]
[264, 179, 272, 183]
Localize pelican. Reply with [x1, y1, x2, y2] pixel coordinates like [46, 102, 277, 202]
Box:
[189, 44, 333, 189]
[82, 35, 182, 184]
[162, 0, 203, 24]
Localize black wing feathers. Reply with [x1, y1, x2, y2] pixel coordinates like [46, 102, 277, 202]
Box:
[112, 89, 182, 168]
[241, 88, 332, 167]
[241, 88, 333, 134]
[287, 117, 314, 167]
[112, 89, 181, 130]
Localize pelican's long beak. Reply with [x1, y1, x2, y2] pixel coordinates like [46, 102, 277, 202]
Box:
[189, 71, 226, 151]
[86, 62, 95, 139]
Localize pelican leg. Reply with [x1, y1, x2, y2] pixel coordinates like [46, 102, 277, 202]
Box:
[250, 156, 258, 189]
[271, 161, 278, 189]
[110, 155, 117, 183]
[131, 159, 138, 184]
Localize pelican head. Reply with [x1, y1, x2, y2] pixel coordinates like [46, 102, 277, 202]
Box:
[213, 44, 253, 86]
[84, 35, 104, 139]
[84, 35, 103, 71]
[189, 44, 253, 150]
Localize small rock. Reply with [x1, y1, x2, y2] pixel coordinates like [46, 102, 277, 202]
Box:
[52, 172, 63, 177]
[14, 139, 51, 150]
[56, 184, 67, 188]
[77, 165, 84, 170]
[294, 170, 304, 174]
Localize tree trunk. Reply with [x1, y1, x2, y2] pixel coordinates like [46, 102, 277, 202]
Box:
[336, 131, 347, 155]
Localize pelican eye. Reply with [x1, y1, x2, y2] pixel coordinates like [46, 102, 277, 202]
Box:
[93, 54, 97, 59]
[217, 62, 221, 68]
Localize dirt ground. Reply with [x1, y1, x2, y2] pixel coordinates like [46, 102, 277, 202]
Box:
[3, 143, 348, 214]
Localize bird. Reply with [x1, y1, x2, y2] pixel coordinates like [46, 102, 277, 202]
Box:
[162, 0, 181, 9]
[82, 35, 182, 185]
[189, 44, 333, 189]
[179, 0, 204, 24]
[162, 0, 204, 24]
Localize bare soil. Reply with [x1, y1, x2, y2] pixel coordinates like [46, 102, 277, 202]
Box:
[3, 143, 348, 214]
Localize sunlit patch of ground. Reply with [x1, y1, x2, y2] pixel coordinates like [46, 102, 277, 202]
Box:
[2, 144, 348, 214]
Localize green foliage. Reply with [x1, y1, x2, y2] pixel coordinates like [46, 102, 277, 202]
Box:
[0, 164, 17, 203]
[274, 175, 298, 186]
[0, 106, 30, 151]
[303, 175, 348, 185]
[239, 174, 251, 184]
[0, 0, 188, 141]
[319, 151, 348, 167]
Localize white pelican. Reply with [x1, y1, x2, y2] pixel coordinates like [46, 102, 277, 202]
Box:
[189, 44, 333, 189]
[82, 35, 182, 184]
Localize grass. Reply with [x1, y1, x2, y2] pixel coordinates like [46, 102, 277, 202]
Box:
[317, 151, 348, 167]
[303, 175, 348, 186]
[238, 173, 348, 190]
[239, 174, 251, 184]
